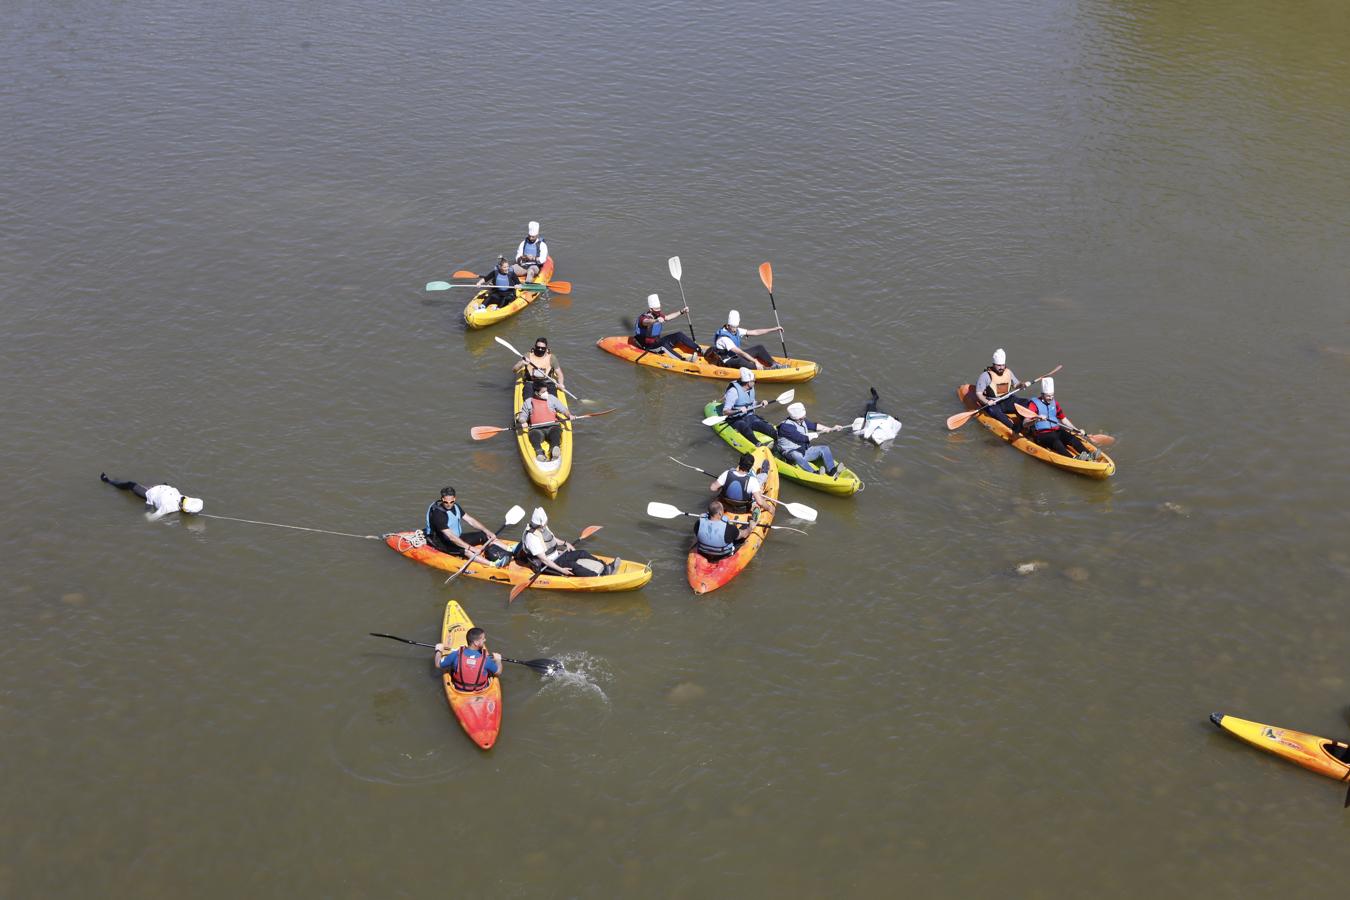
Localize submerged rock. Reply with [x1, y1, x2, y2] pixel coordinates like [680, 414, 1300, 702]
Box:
[668, 682, 706, 704]
[1063, 566, 1090, 583]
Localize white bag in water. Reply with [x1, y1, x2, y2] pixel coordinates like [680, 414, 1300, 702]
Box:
[851, 411, 901, 445]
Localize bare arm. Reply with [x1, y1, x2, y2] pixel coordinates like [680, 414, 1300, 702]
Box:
[744, 326, 782, 337]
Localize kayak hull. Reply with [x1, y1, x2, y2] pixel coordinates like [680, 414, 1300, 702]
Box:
[596, 335, 819, 383]
[685, 446, 779, 594]
[463, 258, 555, 329]
[386, 532, 652, 592]
[513, 375, 572, 498]
[441, 601, 502, 750]
[703, 401, 862, 496]
[957, 384, 1115, 478]
[1210, 713, 1350, 781]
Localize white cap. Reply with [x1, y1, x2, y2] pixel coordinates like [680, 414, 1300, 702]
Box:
[739, 367, 755, 382]
[1041, 376, 1055, 395]
[531, 507, 548, 526]
[647, 294, 661, 310]
[787, 402, 806, 419]
[992, 348, 1006, 366]
[181, 497, 204, 514]
[727, 309, 741, 328]
[527, 221, 539, 236]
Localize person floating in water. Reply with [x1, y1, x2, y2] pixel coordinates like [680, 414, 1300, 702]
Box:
[101, 473, 204, 519]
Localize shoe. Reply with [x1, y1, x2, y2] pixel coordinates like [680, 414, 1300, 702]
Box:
[536, 452, 547, 461]
[771, 362, 788, 370]
[1076, 451, 1092, 461]
[551, 446, 561, 461]
[602, 557, 621, 576]
[827, 466, 840, 477]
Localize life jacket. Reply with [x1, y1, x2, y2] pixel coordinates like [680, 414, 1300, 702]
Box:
[721, 469, 752, 502]
[1029, 397, 1061, 432]
[517, 524, 559, 567]
[527, 396, 557, 426]
[492, 269, 514, 288]
[776, 418, 813, 453]
[519, 237, 544, 259]
[450, 647, 492, 693]
[696, 514, 734, 558]
[425, 501, 463, 538]
[634, 311, 663, 344]
[984, 366, 1014, 399]
[525, 352, 554, 381]
[723, 381, 755, 418]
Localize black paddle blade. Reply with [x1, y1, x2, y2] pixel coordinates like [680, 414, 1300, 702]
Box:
[505, 656, 565, 675]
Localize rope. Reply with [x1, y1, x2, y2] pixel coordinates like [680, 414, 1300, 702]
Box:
[196, 513, 382, 541]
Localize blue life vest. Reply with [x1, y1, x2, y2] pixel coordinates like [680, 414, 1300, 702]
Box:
[776, 418, 813, 452]
[696, 514, 734, 557]
[721, 469, 751, 502]
[426, 501, 464, 538]
[493, 269, 514, 287]
[1029, 397, 1061, 432]
[724, 381, 756, 417]
[713, 325, 742, 349]
[520, 238, 543, 258]
[634, 311, 663, 342]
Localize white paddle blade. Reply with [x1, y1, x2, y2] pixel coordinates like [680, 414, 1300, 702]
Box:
[784, 502, 818, 522]
[494, 335, 524, 357]
[504, 505, 527, 526]
[775, 389, 795, 405]
[426, 281, 451, 291]
[646, 501, 684, 519]
[668, 256, 682, 280]
[701, 415, 727, 426]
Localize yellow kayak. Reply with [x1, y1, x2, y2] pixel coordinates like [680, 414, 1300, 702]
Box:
[703, 400, 862, 496]
[596, 335, 819, 383]
[463, 258, 556, 329]
[385, 532, 653, 593]
[1211, 713, 1350, 781]
[513, 376, 572, 498]
[957, 384, 1115, 479]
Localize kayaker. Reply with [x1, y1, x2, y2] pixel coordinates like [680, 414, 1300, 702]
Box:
[776, 402, 846, 476]
[512, 336, 565, 394]
[516, 380, 572, 462]
[710, 309, 784, 369]
[519, 508, 616, 576]
[710, 452, 773, 515]
[633, 294, 699, 359]
[693, 499, 751, 560]
[425, 486, 511, 563]
[1022, 377, 1095, 460]
[101, 473, 204, 519]
[514, 221, 549, 281]
[721, 369, 777, 445]
[435, 627, 501, 692]
[475, 256, 524, 307]
[973, 348, 1025, 430]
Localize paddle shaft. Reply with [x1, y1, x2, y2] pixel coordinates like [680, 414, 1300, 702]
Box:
[497, 337, 581, 401]
[662, 509, 807, 535]
[367, 634, 559, 673]
[509, 527, 602, 601]
[443, 514, 519, 584]
[673, 277, 696, 344]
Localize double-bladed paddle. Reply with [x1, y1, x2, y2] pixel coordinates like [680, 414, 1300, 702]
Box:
[426, 269, 572, 294]
[441, 505, 527, 584]
[645, 501, 809, 535]
[946, 365, 1063, 430]
[470, 408, 618, 441]
[367, 633, 564, 675]
[666, 457, 818, 522]
[508, 524, 605, 604]
[701, 389, 795, 426]
[493, 336, 589, 404]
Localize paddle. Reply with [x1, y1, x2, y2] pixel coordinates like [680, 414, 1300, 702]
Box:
[758, 261, 789, 357]
[945, 365, 1064, 430]
[470, 407, 618, 441]
[668, 256, 698, 343]
[425, 280, 572, 294]
[1013, 404, 1116, 447]
[701, 389, 796, 426]
[367, 633, 564, 675]
[508, 524, 604, 603]
[442, 505, 527, 584]
[493, 336, 587, 403]
[645, 502, 809, 535]
[666, 457, 818, 522]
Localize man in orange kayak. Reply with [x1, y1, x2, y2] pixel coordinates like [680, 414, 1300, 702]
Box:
[710, 309, 784, 369]
[425, 486, 511, 563]
[475, 256, 523, 308]
[633, 294, 699, 358]
[709, 453, 773, 515]
[1022, 377, 1096, 460]
[435, 627, 501, 692]
[693, 499, 752, 560]
[973, 348, 1026, 430]
[515, 380, 572, 462]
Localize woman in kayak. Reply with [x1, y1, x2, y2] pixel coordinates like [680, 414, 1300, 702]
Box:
[709, 453, 773, 515]
[101, 473, 204, 519]
[519, 508, 615, 576]
[512, 336, 565, 394]
[435, 627, 501, 692]
[475, 257, 524, 307]
[425, 486, 511, 563]
[633, 294, 699, 358]
[693, 500, 752, 560]
[776, 402, 847, 476]
[710, 309, 784, 369]
[1022, 377, 1095, 460]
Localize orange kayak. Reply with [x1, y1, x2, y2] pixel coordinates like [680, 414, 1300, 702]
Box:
[1211, 713, 1350, 781]
[385, 531, 653, 593]
[956, 384, 1115, 479]
[596, 335, 819, 382]
[685, 446, 779, 594]
[441, 601, 502, 750]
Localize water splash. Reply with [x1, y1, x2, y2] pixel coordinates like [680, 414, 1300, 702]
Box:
[537, 650, 612, 706]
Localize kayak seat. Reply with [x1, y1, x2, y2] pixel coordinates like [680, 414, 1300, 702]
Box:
[1326, 742, 1350, 763]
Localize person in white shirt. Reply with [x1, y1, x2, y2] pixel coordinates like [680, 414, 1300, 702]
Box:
[514, 221, 549, 281]
[101, 473, 204, 519]
[709, 452, 773, 515]
[518, 508, 614, 577]
[710, 309, 784, 369]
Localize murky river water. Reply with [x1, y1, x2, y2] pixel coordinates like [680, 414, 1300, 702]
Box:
[3, 0, 1348, 895]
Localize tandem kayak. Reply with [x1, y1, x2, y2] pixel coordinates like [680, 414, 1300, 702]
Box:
[596, 335, 819, 383]
[1210, 713, 1350, 781]
[385, 531, 652, 593]
[686, 445, 779, 594]
[956, 384, 1115, 479]
[463, 258, 556, 329]
[441, 600, 502, 750]
[513, 376, 571, 498]
[703, 400, 863, 496]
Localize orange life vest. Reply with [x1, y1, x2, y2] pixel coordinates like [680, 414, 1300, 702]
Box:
[528, 397, 556, 426]
[986, 366, 1013, 398]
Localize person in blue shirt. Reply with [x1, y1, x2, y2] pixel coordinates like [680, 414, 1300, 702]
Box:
[475, 257, 524, 307]
[435, 627, 501, 693]
[721, 368, 777, 445]
[776, 402, 847, 476]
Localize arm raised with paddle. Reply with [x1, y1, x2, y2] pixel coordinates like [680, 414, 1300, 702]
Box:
[493, 335, 590, 404]
[946, 365, 1062, 431]
[758, 261, 789, 358]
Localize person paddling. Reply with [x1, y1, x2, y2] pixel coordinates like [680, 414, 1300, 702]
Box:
[974, 348, 1026, 430]
[710, 452, 773, 515]
[435, 627, 501, 692]
[518, 508, 616, 576]
[425, 486, 511, 563]
[776, 402, 846, 476]
[101, 473, 204, 519]
[475, 256, 524, 308]
[693, 499, 752, 560]
[512, 336, 565, 395]
[721, 368, 776, 445]
[633, 294, 699, 359]
[711, 309, 784, 369]
[513, 221, 549, 281]
[516, 380, 572, 462]
[1022, 377, 1096, 460]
